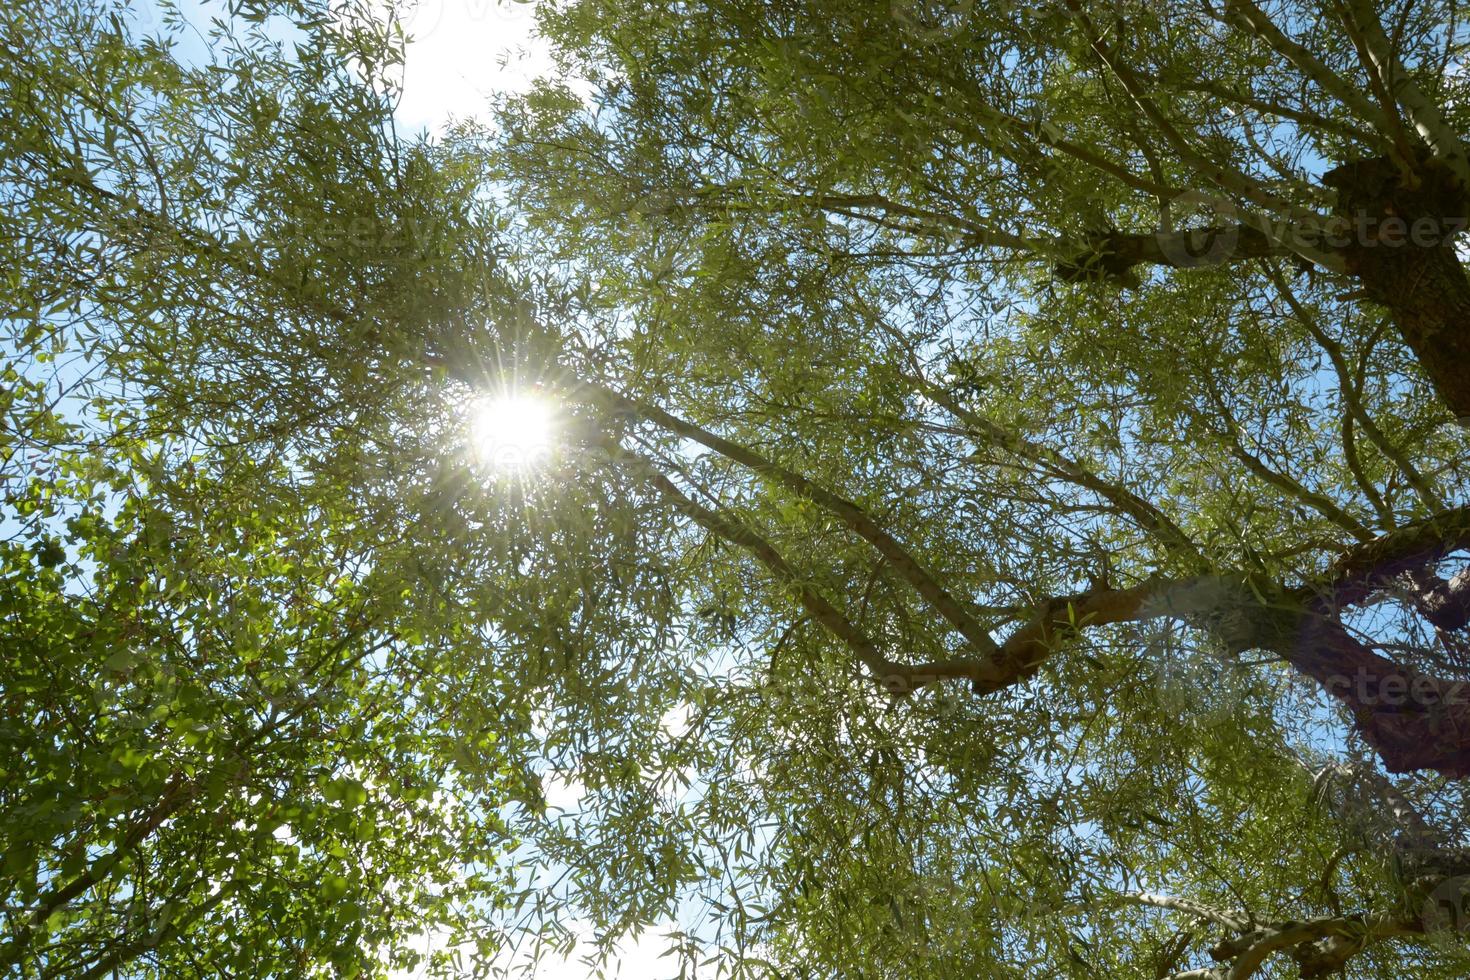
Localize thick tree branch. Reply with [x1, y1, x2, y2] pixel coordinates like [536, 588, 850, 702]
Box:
[883, 505, 1470, 774]
[1210, 913, 1419, 979]
[1312, 503, 1470, 606]
[890, 575, 1189, 695]
[1270, 613, 1470, 776]
[1122, 891, 1252, 932]
[1054, 224, 1289, 283]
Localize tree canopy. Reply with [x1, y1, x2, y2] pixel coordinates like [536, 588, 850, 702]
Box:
[5, 0, 1470, 976]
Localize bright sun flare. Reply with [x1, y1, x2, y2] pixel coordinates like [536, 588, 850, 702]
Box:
[469, 393, 555, 470]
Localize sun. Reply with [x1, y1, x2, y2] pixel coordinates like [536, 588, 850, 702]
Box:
[468, 392, 555, 470]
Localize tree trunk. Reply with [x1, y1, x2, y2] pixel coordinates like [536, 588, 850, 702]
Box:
[1324, 155, 1470, 424]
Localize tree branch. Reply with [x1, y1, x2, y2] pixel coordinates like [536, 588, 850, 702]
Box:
[586, 384, 1002, 657]
[606, 441, 899, 681]
[1312, 503, 1470, 606]
[1054, 224, 1289, 283]
[913, 379, 1206, 568]
[1220, 0, 1398, 143]
[1122, 891, 1252, 932]
[1338, 0, 1470, 187]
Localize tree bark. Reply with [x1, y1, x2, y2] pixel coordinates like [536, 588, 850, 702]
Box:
[1275, 611, 1470, 778]
[1418, 568, 1470, 633]
[1055, 224, 1285, 284]
[1052, 154, 1470, 423]
[1321, 155, 1470, 423]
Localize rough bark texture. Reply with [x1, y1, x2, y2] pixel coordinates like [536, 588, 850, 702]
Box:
[1323, 154, 1470, 423]
[1143, 571, 1470, 778]
[1419, 568, 1470, 633]
[1055, 224, 1284, 284]
[1279, 612, 1470, 778]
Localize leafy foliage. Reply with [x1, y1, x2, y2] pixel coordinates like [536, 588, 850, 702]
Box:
[6, 0, 1470, 977]
[1, 3, 516, 976]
